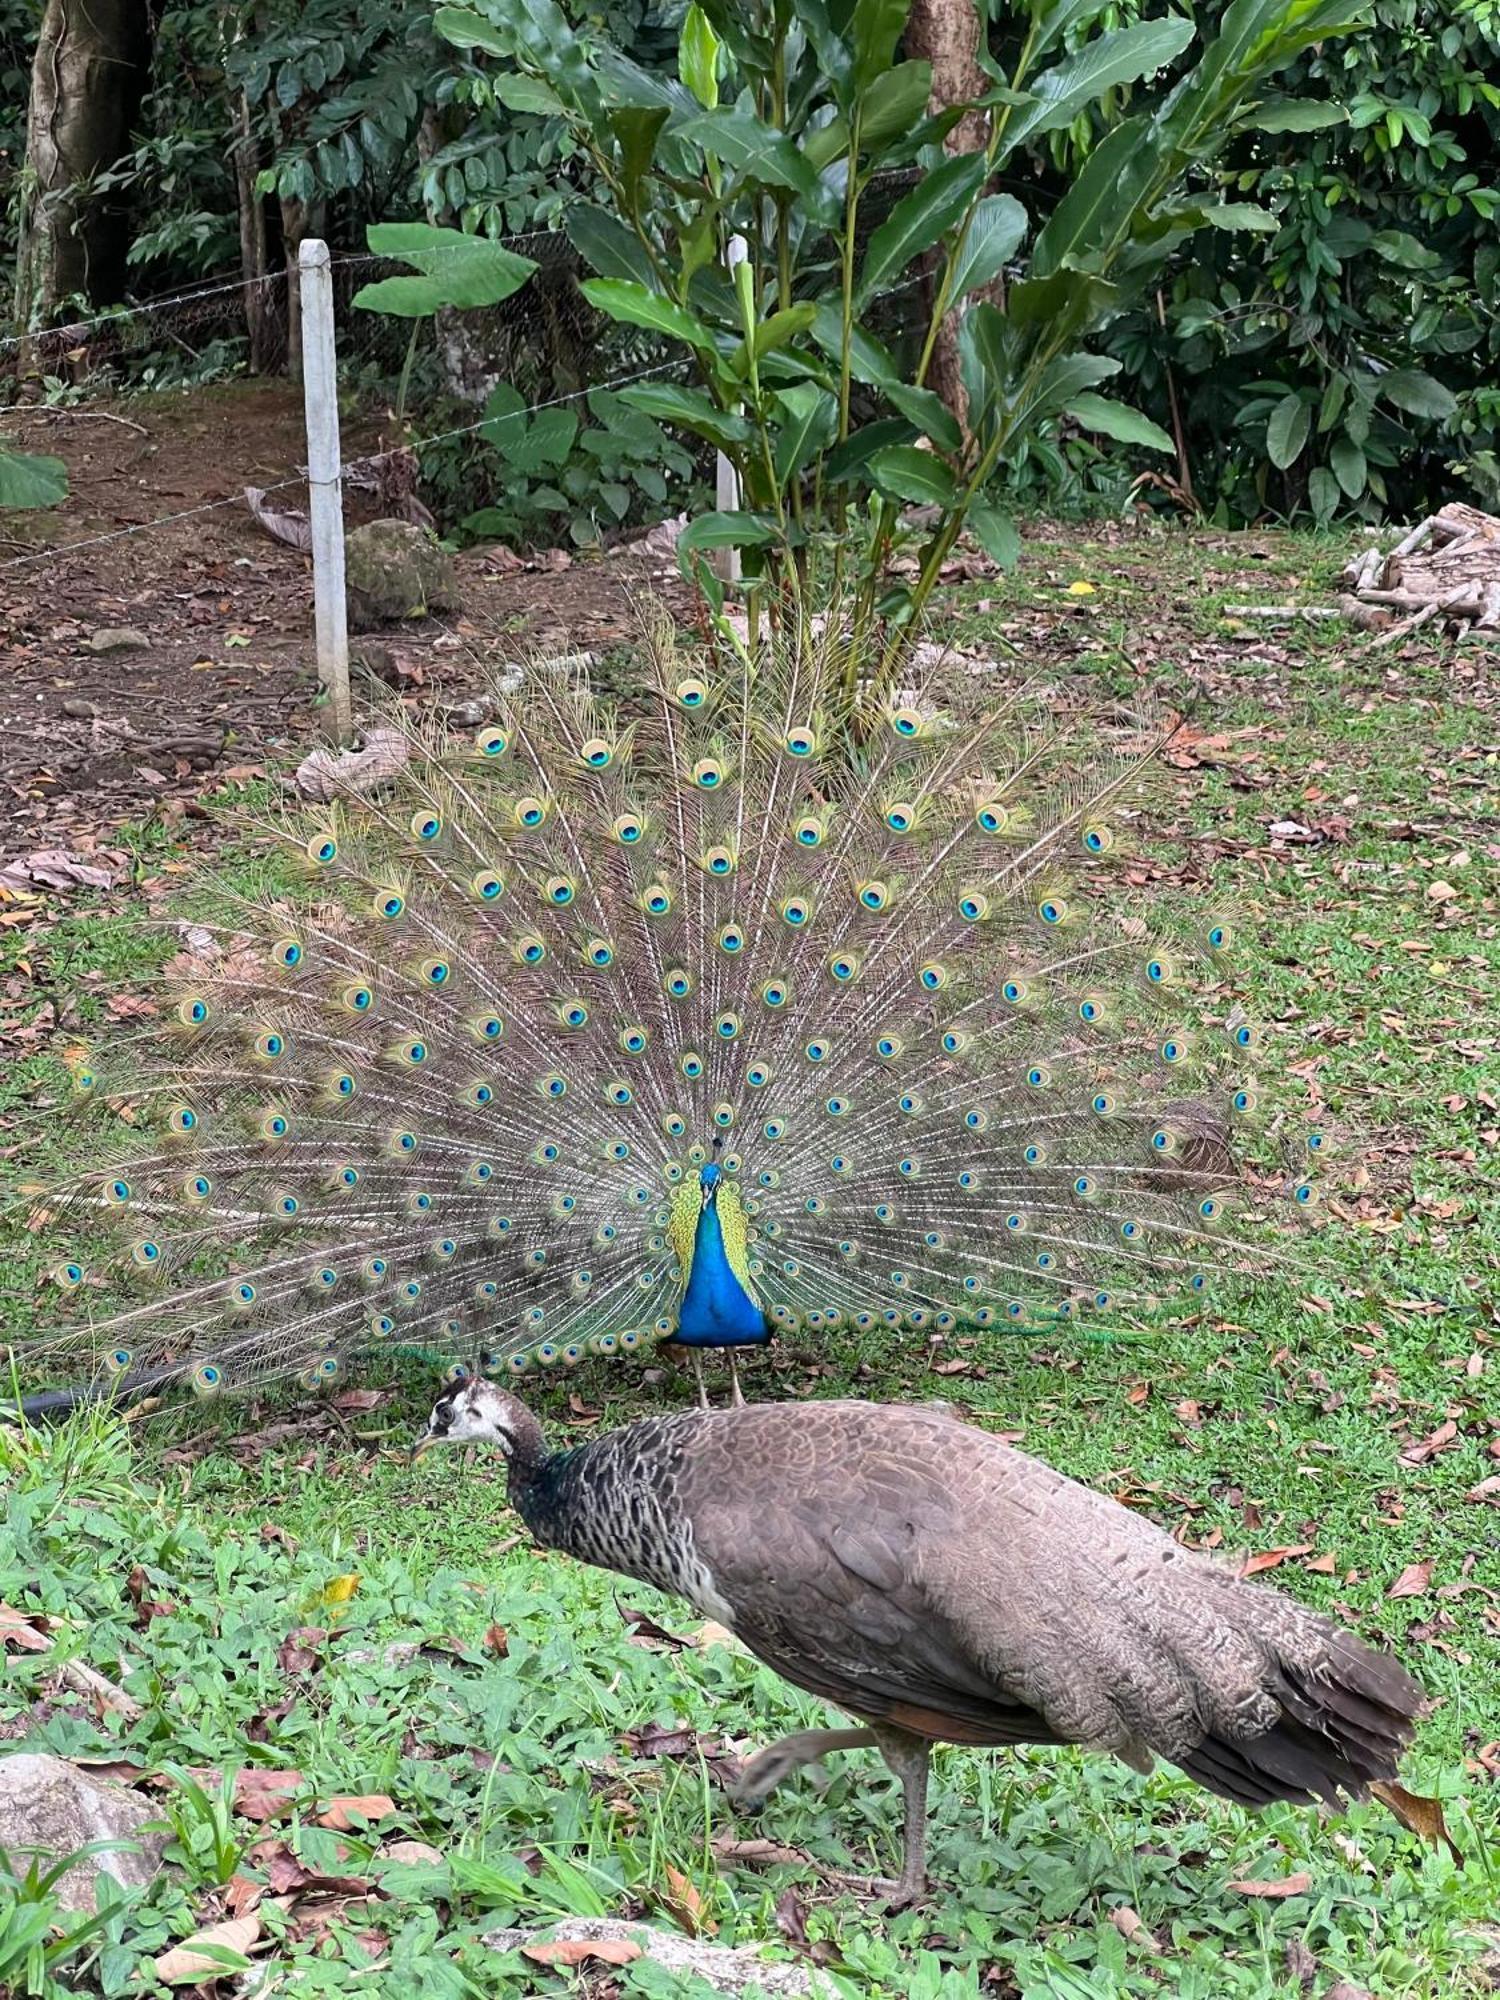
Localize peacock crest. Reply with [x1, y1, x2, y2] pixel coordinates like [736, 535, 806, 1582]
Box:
[31, 612, 1323, 1398]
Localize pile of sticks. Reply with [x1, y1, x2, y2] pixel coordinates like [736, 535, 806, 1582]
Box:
[1342, 502, 1500, 642]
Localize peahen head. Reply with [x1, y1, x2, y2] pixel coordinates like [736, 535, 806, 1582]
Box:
[413, 1377, 545, 1468]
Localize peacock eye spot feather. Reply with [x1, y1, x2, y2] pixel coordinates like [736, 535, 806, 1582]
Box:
[273, 938, 304, 969]
[645, 886, 672, 916]
[746, 1063, 771, 1088]
[1235, 1024, 1256, 1049]
[518, 936, 546, 965]
[959, 894, 988, 922]
[692, 759, 725, 790]
[716, 1013, 741, 1040]
[718, 925, 744, 954]
[857, 880, 890, 913]
[613, 814, 645, 844]
[890, 706, 924, 738]
[666, 968, 693, 999]
[781, 897, 811, 927]
[675, 678, 707, 709]
[919, 962, 947, 991]
[377, 894, 405, 920]
[475, 725, 508, 757]
[1026, 1065, 1050, 1089]
[793, 817, 823, 847]
[581, 737, 614, 768]
[760, 981, 789, 1008]
[309, 835, 338, 865]
[1038, 899, 1066, 926]
[1024, 1144, 1045, 1165]
[180, 998, 210, 1026]
[1002, 979, 1027, 1004]
[545, 875, 576, 907]
[1082, 825, 1111, 853]
[681, 1051, 705, 1078]
[876, 1036, 902, 1060]
[976, 803, 1008, 834]
[886, 804, 915, 833]
[713, 1102, 735, 1128]
[825, 1097, 848, 1117]
[345, 985, 374, 1013]
[1092, 1092, 1114, 1115]
[472, 870, 505, 901]
[422, 959, 451, 987]
[516, 797, 547, 829]
[805, 1039, 829, 1063]
[784, 726, 817, 757]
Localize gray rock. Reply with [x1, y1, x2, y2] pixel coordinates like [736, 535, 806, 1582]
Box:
[0, 1753, 166, 1912]
[484, 1917, 832, 1996]
[87, 627, 150, 654]
[344, 520, 459, 629]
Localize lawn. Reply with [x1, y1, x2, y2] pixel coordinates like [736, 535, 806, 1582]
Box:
[2, 524, 1496, 1998]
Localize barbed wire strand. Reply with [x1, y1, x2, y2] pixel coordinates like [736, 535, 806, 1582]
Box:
[0, 360, 687, 574]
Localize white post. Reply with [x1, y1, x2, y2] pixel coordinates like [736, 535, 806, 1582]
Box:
[298, 239, 352, 744]
[713, 233, 750, 586]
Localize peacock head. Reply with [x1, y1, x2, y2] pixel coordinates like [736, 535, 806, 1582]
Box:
[700, 1160, 723, 1207]
[413, 1377, 544, 1466]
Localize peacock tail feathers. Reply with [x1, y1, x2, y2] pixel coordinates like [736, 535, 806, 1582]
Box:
[28, 613, 1325, 1399]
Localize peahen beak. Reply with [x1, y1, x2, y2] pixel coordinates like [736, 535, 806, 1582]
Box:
[410, 1430, 438, 1462]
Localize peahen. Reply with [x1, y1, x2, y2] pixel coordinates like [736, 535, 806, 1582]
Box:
[28, 614, 1320, 1406]
[415, 1380, 1425, 1906]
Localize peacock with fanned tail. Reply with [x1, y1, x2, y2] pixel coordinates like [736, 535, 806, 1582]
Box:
[29, 615, 1322, 1406]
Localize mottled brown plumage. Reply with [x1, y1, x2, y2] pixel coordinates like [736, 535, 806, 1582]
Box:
[418, 1383, 1425, 1905]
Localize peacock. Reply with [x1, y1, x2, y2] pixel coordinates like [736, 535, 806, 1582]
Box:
[414, 1380, 1425, 1906]
[25, 611, 1322, 1408]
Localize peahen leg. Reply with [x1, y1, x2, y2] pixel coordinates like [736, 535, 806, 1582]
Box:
[870, 1725, 931, 1909]
[730, 1727, 879, 1808]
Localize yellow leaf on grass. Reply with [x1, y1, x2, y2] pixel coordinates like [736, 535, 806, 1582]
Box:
[1066, 580, 1096, 596]
[312, 1572, 361, 1620]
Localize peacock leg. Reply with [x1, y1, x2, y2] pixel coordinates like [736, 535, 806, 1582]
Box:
[730, 1727, 879, 1810]
[690, 1350, 710, 1410]
[727, 1350, 746, 1408]
[869, 1725, 931, 1909]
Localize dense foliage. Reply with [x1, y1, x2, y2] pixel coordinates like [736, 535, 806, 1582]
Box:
[4, 0, 1497, 528]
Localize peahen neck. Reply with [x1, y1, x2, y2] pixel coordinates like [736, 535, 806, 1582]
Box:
[677, 1195, 768, 1349]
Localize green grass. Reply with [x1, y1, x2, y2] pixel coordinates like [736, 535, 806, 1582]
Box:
[2, 526, 1497, 1997]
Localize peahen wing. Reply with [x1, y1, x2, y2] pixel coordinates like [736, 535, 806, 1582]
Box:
[30, 611, 1322, 1398]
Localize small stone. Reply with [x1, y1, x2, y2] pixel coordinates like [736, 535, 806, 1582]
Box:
[344, 520, 460, 629]
[485, 1918, 829, 1996]
[0, 1753, 166, 1912]
[87, 627, 149, 654]
[61, 697, 99, 718]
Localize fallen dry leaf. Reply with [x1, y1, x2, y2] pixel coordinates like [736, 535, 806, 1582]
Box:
[1108, 1905, 1161, 1955]
[0, 849, 126, 894]
[483, 1623, 509, 1658]
[1401, 1419, 1458, 1465]
[521, 1937, 643, 1969]
[617, 1599, 688, 1651]
[690, 1621, 737, 1650]
[1369, 1781, 1464, 1864]
[1465, 1474, 1500, 1506]
[381, 1839, 444, 1867]
[233, 1768, 304, 1822]
[0, 1602, 51, 1652]
[1227, 1872, 1312, 1898]
[1239, 1545, 1314, 1577]
[1388, 1560, 1434, 1599]
[154, 1914, 262, 1983]
[659, 1864, 714, 1938]
[316, 1794, 397, 1831]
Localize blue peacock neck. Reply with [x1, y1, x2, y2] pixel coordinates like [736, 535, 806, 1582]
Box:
[676, 1165, 770, 1350]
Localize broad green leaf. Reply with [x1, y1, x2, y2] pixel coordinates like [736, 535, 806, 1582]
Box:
[1006, 269, 1117, 341]
[790, 0, 854, 100]
[851, 0, 912, 90]
[434, 6, 513, 59]
[679, 4, 722, 108]
[1197, 202, 1279, 230]
[1372, 229, 1442, 270]
[1002, 19, 1195, 156]
[0, 450, 68, 509]
[1030, 350, 1120, 416]
[1308, 465, 1339, 524]
[887, 382, 963, 454]
[1377, 368, 1457, 421]
[859, 153, 988, 305]
[620, 383, 751, 450]
[1065, 393, 1174, 454]
[1242, 97, 1347, 130]
[1330, 434, 1366, 498]
[862, 62, 933, 145]
[580, 278, 716, 348]
[747, 303, 818, 365]
[1266, 392, 1310, 469]
[823, 418, 917, 484]
[490, 72, 567, 114]
[811, 301, 901, 390]
[355, 223, 536, 314]
[868, 444, 958, 508]
[773, 385, 838, 484]
[967, 503, 1021, 568]
[677, 104, 837, 224]
[675, 510, 781, 580]
[565, 205, 655, 285]
[1030, 117, 1155, 277]
[612, 106, 668, 204]
[947, 195, 1027, 303]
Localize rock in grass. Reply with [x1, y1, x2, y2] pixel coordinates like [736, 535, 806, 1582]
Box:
[0, 1753, 166, 1912]
[87, 627, 150, 653]
[344, 520, 459, 629]
[485, 1917, 831, 1995]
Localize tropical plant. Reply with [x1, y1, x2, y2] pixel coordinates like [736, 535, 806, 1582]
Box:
[460, 381, 701, 547]
[431, 0, 1368, 680]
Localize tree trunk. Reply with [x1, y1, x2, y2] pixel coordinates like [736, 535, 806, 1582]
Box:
[904, 0, 991, 431]
[230, 87, 283, 373]
[279, 196, 325, 385]
[417, 108, 499, 405]
[13, 0, 151, 320]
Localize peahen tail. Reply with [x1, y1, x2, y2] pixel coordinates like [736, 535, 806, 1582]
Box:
[25, 613, 1323, 1399]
